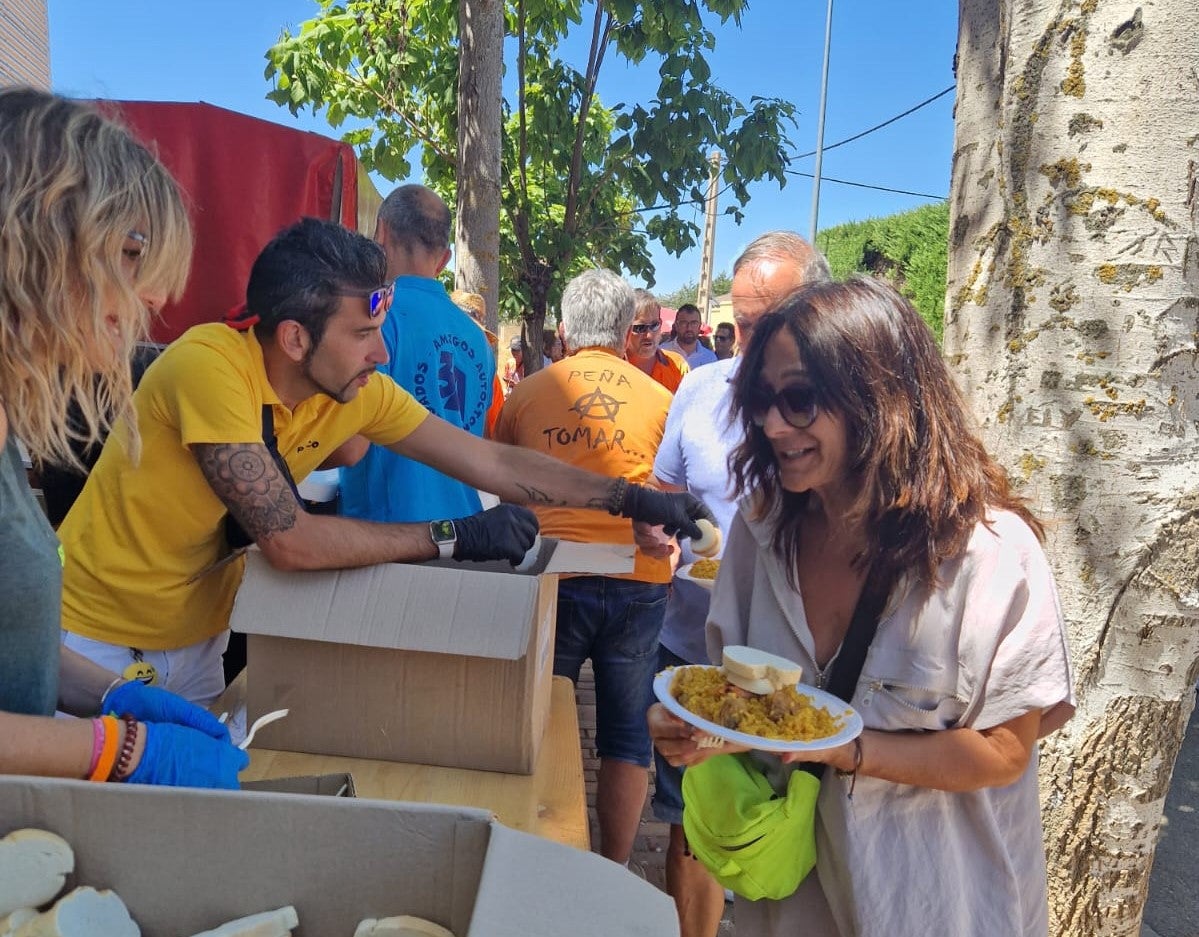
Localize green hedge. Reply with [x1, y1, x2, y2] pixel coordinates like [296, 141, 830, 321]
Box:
[817, 201, 948, 341]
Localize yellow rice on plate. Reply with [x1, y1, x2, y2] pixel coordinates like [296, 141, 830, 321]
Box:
[670, 666, 842, 741]
[688, 558, 720, 580]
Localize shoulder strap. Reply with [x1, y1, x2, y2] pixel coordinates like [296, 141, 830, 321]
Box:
[824, 568, 893, 704]
[799, 566, 893, 780]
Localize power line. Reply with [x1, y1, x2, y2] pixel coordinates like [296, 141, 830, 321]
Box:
[783, 169, 944, 200]
[618, 85, 955, 217]
[795, 85, 955, 159]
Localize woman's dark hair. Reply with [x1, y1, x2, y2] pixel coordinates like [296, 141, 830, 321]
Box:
[247, 217, 386, 348]
[729, 276, 1042, 589]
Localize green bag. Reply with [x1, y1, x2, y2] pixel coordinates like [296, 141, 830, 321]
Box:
[682, 752, 820, 901]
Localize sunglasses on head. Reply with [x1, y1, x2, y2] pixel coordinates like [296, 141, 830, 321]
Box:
[122, 230, 148, 263]
[630, 319, 661, 335]
[337, 283, 394, 318]
[747, 383, 821, 430]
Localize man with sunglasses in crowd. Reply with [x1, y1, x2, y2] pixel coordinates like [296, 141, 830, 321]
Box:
[58, 218, 714, 706]
[634, 231, 831, 937]
[339, 184, 496, 525]
[711, 321, 736, 360]
[625, 289, 688, 393]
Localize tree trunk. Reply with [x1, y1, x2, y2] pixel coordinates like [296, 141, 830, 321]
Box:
[455, 0, 504, 337]
[946, 2, 1199, 935]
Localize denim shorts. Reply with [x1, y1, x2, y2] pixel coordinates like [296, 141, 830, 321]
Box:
[554, 576, 669, 768]
[651, 644, 689, 825]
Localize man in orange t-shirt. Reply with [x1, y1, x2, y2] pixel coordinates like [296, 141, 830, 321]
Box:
[625, 289, 688, 393]
[496, 269, 674, 867]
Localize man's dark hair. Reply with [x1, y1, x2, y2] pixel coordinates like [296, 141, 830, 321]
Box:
[247, 217, 386, 348]
[715, 321, 735, 335]
[377, 184, 452, 255]
[676, 303, 702, 319]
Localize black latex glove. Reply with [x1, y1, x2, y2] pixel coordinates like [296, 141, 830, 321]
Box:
[452, 504, 541, 565]
[620, 484, 714, 541]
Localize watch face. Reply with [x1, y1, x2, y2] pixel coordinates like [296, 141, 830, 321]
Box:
[430, 519, 456, 543]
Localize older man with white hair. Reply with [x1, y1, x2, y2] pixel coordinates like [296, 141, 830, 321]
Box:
[496, 268, 684, 867]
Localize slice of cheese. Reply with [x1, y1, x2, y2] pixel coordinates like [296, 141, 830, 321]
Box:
[12, 887, 138, 937]
[186, 906, 298, 937]
[353, 917, 455, 937]
[0, 829, 74, 917]
[721, 645, 803, 695]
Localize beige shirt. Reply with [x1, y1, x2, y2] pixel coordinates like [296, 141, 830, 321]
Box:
[706, 505, 1074, 937]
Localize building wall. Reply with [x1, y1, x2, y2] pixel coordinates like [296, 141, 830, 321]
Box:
[0, 0, 50, 89]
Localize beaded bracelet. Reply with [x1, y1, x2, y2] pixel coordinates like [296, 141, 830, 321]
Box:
[88, 715, 121, 782]
[85, 718, 106, 779]
[604, 477, 629, 516]
[111, 715, 140, 782]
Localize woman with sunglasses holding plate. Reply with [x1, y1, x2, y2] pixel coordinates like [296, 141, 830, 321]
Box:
[0, 88, 248, 786]
[650, 277, 1074, 937]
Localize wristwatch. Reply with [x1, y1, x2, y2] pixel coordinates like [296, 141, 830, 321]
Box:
[429, 519, 457, 560]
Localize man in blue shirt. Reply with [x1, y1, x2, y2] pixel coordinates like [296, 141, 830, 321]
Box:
[339, 185, 497, 521]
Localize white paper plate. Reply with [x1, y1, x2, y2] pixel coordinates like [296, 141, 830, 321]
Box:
[653, 665, 863, 753]
[676, 561, 719, 590]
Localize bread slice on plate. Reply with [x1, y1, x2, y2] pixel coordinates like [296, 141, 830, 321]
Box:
[721, 646, 803, 695]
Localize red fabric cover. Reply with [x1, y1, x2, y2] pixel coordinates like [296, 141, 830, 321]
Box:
[97, 101, 359, 344]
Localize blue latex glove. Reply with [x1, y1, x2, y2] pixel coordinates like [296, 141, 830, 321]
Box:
[125, 722, 249, 789]
[104, 680, 230, 742]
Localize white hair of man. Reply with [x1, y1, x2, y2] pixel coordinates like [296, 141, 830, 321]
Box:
[733, 230, 831, 285]
[561, 268, 636, 352]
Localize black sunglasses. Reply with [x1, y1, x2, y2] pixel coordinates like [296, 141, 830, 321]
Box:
[630, 319, 661, 335]
[747, 384, 821, 430]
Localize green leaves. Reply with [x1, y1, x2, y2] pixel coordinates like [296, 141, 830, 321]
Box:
[263, 0, 795, 321]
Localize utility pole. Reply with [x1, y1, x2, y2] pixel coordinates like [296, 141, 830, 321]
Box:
[696, 149, 722, 323]
[808, 0, 834, 242]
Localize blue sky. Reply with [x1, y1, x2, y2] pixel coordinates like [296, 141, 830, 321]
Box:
[48, 0, 958, 294]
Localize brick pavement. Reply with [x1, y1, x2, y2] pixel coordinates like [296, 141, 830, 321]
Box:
[575, 662, 735, 934]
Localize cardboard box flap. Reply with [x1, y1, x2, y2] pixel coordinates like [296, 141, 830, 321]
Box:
[241, 773, 356, 797]
[0, 777, 490, 937]
[544, 540, 635, 575]
[470, 823, 678, 936]
[420, 538, 635, 576]
[232, 552, 541, 658]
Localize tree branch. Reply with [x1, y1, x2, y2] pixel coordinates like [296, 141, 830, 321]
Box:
[564, 5, 613, 233]
[517, 0, 530, 204]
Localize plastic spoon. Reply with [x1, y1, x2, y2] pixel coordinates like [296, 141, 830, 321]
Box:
[238, 708, 289, 750]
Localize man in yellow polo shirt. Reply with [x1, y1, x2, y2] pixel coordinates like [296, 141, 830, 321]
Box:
[59, 219, 714, 705]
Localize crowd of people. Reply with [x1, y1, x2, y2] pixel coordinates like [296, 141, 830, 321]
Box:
[0, 88, 1075, 937]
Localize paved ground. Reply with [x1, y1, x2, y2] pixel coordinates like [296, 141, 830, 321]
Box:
[1142, 691, 1199, 937]
[575, 665, 1197, 937]
[575, 663, 734, 934]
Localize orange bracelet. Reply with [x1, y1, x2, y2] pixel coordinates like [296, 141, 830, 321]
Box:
[88, 715, 121, 782]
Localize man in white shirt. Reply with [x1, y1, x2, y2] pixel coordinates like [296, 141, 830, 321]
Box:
[660, 303, 717, 368]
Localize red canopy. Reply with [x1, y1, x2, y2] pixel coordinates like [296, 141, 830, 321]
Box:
[99, 101, 360, 344]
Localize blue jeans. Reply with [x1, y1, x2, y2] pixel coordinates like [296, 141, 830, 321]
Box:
[554, 576, 668, 768]
[651, 644, 689, 825]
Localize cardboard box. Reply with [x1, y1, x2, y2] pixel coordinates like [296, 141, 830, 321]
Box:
[229, 540, 634, 774]
[0, 777, 677, 937]
[241, 772, 356, 797]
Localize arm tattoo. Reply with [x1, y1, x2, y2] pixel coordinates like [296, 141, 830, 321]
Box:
[515, 483, 567, 507]
[193, 443, 299, 541]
